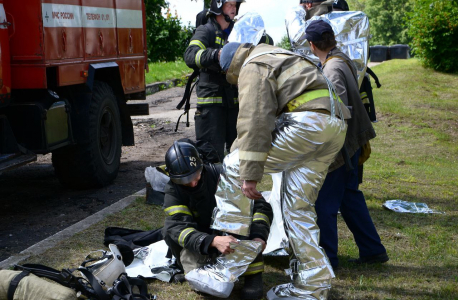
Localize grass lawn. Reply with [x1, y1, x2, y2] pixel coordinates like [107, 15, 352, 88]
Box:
[145, 60, 191, 84]
[18, 59, 458, 300]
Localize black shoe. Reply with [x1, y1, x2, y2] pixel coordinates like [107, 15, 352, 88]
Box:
[332, 264, 340, 272]
[241, 273, 263, 300]
[348, 252, 389, 265]
[172, 273, 186, 284]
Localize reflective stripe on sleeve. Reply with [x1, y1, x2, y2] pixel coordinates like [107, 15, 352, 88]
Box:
[178, 227, 196, 247]
[164, 205, 192, 216]
[244, 262, 264, 275]
[195, 49, 204, 68]
[189, 40, 206, 50]
[215, 37, 222, 45]
[253, 212, 270, 226]
[239, 151, 268, 162]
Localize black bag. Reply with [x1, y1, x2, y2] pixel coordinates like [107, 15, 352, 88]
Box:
[195, 9, 210, 30]
[360, 67, 382, 122]
[104, 227, 163, 250]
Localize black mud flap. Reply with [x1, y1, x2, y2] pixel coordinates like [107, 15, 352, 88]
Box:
[0, 115, 37, 172]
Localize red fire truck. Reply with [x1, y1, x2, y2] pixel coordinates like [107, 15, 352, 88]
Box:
[0, 0, 147, 188]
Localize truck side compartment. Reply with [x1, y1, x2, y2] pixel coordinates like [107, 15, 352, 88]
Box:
[0, 0, 147, 188]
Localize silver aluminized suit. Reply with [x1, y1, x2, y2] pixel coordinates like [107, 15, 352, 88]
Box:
[211, 43, 350, 299]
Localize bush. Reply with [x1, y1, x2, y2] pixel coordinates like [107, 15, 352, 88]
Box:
[145, 0, 194, 63]
[406, 0, 458, 73]
[276, 35, 292, 50]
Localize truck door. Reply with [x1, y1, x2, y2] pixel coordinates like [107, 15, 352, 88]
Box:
[41, 0, 84, 60]
[115, 0, 145, 94]
[82, 0, 117, 59]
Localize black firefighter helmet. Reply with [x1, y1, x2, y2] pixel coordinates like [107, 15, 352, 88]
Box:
[210, 0, 245, 18]
[333, 0, 349, 11]
[165, 141, 203, 185]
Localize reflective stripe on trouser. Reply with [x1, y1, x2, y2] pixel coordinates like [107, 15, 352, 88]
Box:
[212, 111, 347, 299]
[244, 261, 264, 275]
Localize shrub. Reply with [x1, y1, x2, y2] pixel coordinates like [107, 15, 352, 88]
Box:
[276, 35, 292, 50]
[406, 0, 458, 73]
[145, 0, 194, 63]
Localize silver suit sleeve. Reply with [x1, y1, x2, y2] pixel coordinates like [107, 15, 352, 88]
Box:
[211, 150, 254, 237]
[185, 240, 263, 298]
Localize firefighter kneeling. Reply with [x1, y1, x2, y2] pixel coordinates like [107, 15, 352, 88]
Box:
[162, 141, 273, 299]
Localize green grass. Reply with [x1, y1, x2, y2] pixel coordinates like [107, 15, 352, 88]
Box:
[19, 58, 458, 299]
[145, 60, 191, 84]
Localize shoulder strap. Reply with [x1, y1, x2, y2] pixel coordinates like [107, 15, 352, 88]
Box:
[15, 264, 74, 287]
[366, 67, 382, 88]
[14, 264, 96, 299]
[111, 275, 155, 300]
[242, 48, 314, 68]
[7, 271, 30, 300]
[78, 268, 111, 300]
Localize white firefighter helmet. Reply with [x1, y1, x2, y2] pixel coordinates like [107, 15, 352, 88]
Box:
[81, 244, 126, 288]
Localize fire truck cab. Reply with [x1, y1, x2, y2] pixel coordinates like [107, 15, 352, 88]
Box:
[0, 0, 147, 188]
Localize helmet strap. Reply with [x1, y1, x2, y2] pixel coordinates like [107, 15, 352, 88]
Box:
[223, 13, 231, 23]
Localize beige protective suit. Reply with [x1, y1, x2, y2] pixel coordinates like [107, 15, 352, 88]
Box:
[211, 43, 350, 299]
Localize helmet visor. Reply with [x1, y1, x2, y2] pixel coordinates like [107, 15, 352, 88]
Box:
[170, 166, 203, 185]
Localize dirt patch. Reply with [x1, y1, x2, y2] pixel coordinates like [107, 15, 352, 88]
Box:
[0, 86, 197, 262]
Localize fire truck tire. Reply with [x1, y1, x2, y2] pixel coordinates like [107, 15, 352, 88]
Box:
[52, 81, 122, 189]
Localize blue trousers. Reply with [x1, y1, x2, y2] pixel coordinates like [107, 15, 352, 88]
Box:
[315, 148, 386, 268]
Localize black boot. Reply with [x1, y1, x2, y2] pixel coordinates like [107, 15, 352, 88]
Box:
[241, 272, 263, 300]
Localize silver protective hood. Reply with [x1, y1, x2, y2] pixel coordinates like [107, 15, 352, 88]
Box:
[125, 240, 180, 282]
[286, 9, 370, 87]
[228, 11, 266, 45]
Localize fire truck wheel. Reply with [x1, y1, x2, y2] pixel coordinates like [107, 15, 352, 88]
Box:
[52, 81, 122, 189]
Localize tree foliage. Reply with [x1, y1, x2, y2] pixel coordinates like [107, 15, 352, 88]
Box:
[190, 0, 211, 9]
[406, 0, 458, 73]
[145, 0, 194, 62]
[346, 0, 367, 11]
[276, 35, 292, 51]
[365, 0, 412, 46]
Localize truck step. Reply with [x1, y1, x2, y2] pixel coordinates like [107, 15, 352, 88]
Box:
[0, 153, 37, 173]
[127, 103, 150, 116]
